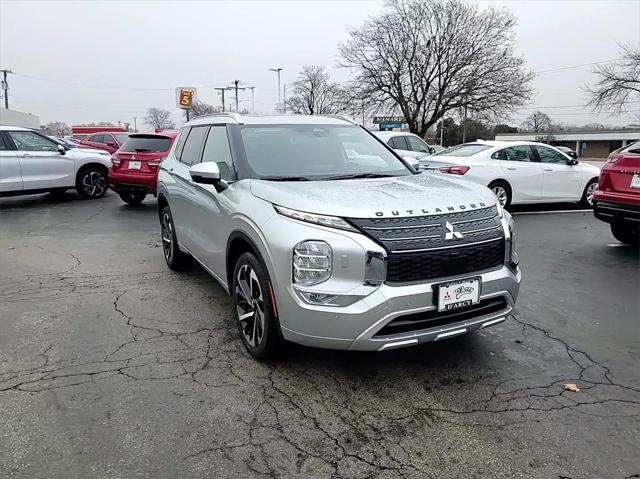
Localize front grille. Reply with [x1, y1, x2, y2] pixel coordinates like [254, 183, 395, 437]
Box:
[347, 206, 505, 283]
[374, 297, 508, 337]
[386, 239, 504, 282]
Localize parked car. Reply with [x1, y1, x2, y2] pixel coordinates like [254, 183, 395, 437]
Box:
[593, 140, 640, 245]
[555, 146, 578, 159]
[0, 126, 110, 199]
[421, 141, 600, 208]
[79, 131, 130, 154]
[373, 131, 436, 160]
[157, 114, 520, 359]
[109, 132, 178, 205]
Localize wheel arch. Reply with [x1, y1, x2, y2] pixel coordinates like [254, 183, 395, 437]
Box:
[75, 161, 108, 182]
[157, 193, 168, 221]
[226, 231, 270, 292]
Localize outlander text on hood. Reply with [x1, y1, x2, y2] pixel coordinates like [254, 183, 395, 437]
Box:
[157, 114, 521, 359]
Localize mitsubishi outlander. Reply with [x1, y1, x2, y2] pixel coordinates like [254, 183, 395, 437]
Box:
[157, 114, 521, 359]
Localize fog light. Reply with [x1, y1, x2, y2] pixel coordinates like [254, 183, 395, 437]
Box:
[293, 241, 332, 285]
[298, 291, 338, 305]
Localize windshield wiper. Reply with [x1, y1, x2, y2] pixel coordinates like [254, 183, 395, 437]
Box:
[261, 176, 311, 181]
[134, 148, 153, 152]
[324, 173, 395, 180]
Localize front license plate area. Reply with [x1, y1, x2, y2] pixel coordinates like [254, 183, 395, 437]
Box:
[437, 277, 481, 312]
[631, 174, 640, 189]
[129, 161, 141, 170]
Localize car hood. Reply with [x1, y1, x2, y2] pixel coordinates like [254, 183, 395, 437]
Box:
[250, 173, 496, 219]
[65, 148, 111, 163]
[72, 147, 110, 156]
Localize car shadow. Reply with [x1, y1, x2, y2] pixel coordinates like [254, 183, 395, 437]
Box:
[0, 190, 85, 210]
[508, 202, 590, 213]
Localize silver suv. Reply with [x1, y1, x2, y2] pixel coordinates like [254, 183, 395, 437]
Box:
[157, 114, 521, 359]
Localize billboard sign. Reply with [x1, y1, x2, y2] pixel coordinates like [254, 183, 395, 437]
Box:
[176, 87, 197, 109]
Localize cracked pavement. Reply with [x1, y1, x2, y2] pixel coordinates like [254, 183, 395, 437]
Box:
[1, 193, 639, 478]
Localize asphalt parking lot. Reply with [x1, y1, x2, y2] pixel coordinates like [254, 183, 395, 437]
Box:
[1, 192, 638, 479]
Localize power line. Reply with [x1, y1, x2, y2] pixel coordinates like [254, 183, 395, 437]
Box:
[533, 58, 623, 75]
[520, 100, 640, 110]
[513, 109, 640, 116]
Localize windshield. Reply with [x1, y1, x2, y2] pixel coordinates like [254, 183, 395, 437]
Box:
[120, 135, 171, 153]
[238, 124, 410, 180]
[435, 143, 491, 157]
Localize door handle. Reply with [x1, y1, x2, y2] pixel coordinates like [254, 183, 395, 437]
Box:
[21, 153, 31, 158]
[506, 167, 517, 170]
[544, 168, 553, 171]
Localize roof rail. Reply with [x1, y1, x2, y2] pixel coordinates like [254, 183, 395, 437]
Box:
[324, 114, 357, 125]
[189, 112, 244, 124]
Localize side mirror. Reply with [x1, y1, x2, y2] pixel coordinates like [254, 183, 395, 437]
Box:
[57, 144, 66, 155]
[106, 141, 116, 148]
[567, 159, 579, 166]
[189, 162, 227, 192]
[403, 156, 420, 171]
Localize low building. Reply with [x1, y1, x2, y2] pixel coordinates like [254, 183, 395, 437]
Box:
[71, 125, 128, 140]
[495, 128, 640, 159]
[0, 108, 40, 129]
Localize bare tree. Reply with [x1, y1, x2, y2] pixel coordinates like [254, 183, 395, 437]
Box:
[144, 108, 175, 130]
[586, 45, 640, 113]
[521, 111, 552, 133]
[338, 0, 533, 137]
[42, 121, 71, 137]
[185, 101, 221, 119]
[286, 65, 345, 115]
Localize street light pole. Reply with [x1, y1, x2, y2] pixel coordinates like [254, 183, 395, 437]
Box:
[247, 87, 255, 113]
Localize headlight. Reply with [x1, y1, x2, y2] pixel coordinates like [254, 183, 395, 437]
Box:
[275, 205, 357, 232]
[505, 217, 518, 268]
[293, 241, 332, 285]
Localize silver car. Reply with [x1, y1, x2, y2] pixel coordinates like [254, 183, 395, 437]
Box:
[157, 114, 521, 359]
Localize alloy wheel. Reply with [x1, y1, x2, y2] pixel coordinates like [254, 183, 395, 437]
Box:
[161, 212, 174, 264]
[81, 171, 107, 198]
[492, 186, 508, 207]
[586, 182, 598, 206]
[235, 264, 265, 348]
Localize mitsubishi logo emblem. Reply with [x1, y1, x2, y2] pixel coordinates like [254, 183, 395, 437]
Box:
[444, 221, 463, 240]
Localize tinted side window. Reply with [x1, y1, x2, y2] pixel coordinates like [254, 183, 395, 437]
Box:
[103, 134, 115, 144]
[406, 136, 429, 153]
[202, 126, 235, 180]
[0, 134, 9, 150]
[90, 134, 105, 143]
[492, 145, 534, 162]
[8, 131, 59, 152]
[389, 136, 408, 150]
[536, 146, 568, 164]
[179, 126, 208, 166]
[173, 127, 189, 161]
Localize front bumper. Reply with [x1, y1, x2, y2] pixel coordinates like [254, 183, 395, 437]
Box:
[278, 265, 520, 351]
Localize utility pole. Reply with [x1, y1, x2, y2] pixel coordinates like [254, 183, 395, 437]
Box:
[269, 67, 283, 108]
[133, 117, 138, 132]
[1, 69, 12, 109]
[215, 87, 230, 112]
[232, 80, 247, 114]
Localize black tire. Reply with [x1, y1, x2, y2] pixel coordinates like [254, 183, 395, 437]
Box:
[611, 223, 639, 247]
[580, 178, 598, 208]
[119, 190, 147, 205]
[160, 206, 192, 270]
[488, 180, 512, 208]
[76, 166, 108, 199]
[232, 252, 283, 360]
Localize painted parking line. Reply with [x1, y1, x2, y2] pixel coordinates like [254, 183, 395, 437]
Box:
[511, 209, 592, 215]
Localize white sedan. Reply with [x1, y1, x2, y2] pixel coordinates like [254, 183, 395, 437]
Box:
[420, 141, 601, 207]
[373, 131, 436, 159]
[0, 126, 112, 199]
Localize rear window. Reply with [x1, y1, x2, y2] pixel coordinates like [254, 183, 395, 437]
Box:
[434, 143, 491, 157]
[115, 133, 130, 144]
[120, 135, 172, 153]
[623, 140, 640, 154]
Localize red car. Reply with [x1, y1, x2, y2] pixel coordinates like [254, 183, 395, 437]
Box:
[593, 140, 640, 245]
[109, 132, 178, 205]
[79, 131, 131, 154]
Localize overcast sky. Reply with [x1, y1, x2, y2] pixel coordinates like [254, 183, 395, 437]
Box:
[1, 0, 638, 129]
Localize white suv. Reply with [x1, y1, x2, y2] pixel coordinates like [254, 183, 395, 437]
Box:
[0, 126, 111, 199]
